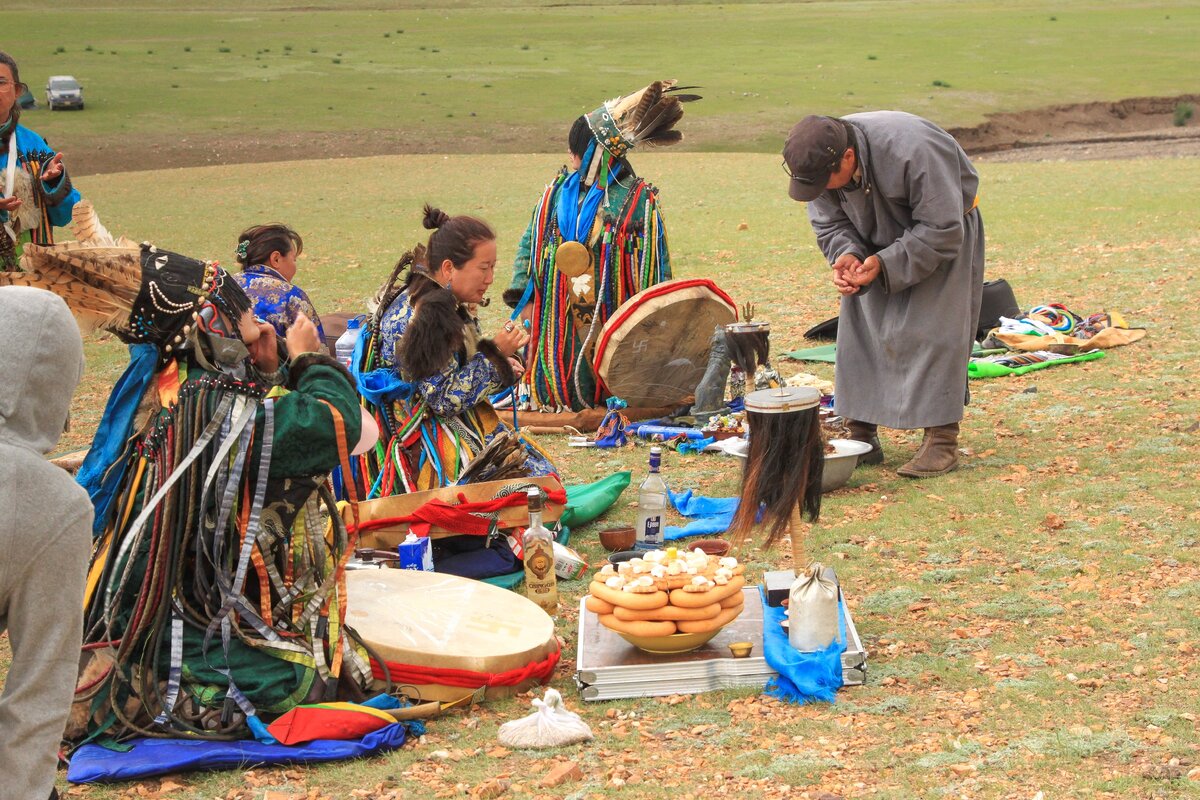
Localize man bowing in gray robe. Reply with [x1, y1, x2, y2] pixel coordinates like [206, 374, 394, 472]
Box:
[784, 112, 985, 477]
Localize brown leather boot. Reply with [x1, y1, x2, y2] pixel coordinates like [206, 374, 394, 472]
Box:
[846, 420, 883, 465]
[897, 422, 960, 478]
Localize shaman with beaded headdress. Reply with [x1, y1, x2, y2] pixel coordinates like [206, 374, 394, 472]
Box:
[505, 79, 699, 412]
[0, 202, 372, 742]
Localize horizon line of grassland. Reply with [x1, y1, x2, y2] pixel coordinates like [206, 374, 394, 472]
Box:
[6, 0, 1197, 155]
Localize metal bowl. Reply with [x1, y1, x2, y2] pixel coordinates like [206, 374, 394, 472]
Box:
[821, 438, 873, 493]
[606, 550, 642, 566]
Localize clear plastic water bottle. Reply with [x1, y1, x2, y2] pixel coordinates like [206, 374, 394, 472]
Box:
[635, 446, 667, 550]
[335, 317, 362, 371]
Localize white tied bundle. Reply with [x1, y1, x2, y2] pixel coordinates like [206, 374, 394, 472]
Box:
[787, 562, 840, 652]
[496, 688, 593, 749]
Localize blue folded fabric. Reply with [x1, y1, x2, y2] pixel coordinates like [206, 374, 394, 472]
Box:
[759, 586, 845, 704]
[356, 368, 413, 406]
[663, 488, 740, 541]
[76, 343, 158, 537]
[67, 723, 411, 784]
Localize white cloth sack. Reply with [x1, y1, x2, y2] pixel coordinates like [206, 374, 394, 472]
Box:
[787, 562, 840, 652]
[497, 688, 593, 749]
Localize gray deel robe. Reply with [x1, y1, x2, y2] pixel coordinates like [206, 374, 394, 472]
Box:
[807, 111, 985, 429]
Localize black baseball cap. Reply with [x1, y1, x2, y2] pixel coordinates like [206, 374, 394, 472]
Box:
[783, 115, 850, 202]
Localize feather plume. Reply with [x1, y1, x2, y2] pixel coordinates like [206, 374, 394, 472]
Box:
[11, 170, 40, 231]
[664, 84, 703, 103]
[642, 129, 683, 147]
[597, 78, 704, 155]
[631, 81, 663, 126]
[69, 200, 118, 247]
[1, 202, 143, 334]
[633, 98, 684, 142]
[0, 268, 133, 333]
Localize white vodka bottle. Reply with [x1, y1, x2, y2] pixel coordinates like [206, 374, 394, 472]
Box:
[635, 446, 667, 550]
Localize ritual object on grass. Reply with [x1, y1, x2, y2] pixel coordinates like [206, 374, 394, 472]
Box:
[345, 569, 560, 702]
[724, 320, 771, 389]
[727, 386, 824, 569]
[584, 547, 747, 653]
[592, 278, 737, 407]
[496, 688, 593, 749]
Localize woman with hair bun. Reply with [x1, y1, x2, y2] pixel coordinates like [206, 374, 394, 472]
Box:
[233, 222, 326, 343]
[355, 205, 556, 499]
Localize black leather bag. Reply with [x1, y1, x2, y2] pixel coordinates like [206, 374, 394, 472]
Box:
[803, 315, 839, 341]
[977, 278, 1020, 339]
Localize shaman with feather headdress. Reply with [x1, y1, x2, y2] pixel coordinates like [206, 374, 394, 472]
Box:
[505, 79, 700, 411]
[0, 203, 373, 743]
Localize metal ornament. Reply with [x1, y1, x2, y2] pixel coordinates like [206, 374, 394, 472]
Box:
[554, 240, 592, 278]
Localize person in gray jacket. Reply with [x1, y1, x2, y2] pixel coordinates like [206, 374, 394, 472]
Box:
[0, 286, 91, 800]
[784, 112, 984, 477]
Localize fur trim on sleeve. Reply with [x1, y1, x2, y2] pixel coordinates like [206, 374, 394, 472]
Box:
[502, 287, 527, 310]
[286, 351, 355, 391]
[476, 338, 517, 388]
[42, 172, 74, 206]
[398, 288, 466, 382]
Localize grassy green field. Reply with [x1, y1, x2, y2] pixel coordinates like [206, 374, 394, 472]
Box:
[5, 0, 1198, 156]
[38, 150, 1200, 798]
[2, 0, 1199, 797]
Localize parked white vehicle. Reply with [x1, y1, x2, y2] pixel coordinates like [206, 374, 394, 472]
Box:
[46, 75, 84, 110]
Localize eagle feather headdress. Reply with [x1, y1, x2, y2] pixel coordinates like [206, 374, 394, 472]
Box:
[0, 201, 141, 333]
[582, 79, 701, 187]
[0, 202, 250, 356]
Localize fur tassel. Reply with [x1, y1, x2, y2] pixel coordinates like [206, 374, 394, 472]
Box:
[501, 287, 527, 309]
[397, 288, 466, 382]
[476, 338, 517, 388]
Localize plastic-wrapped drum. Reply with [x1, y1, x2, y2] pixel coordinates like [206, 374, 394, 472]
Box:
[346, 569, 559, 702]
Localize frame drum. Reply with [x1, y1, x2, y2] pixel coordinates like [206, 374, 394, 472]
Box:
[347, 569, 559, 702]
[592, 278, 737, 407]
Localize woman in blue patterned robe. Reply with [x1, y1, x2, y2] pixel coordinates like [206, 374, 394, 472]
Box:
[233, 223, 326, 344]
[361, 206, 555, 494]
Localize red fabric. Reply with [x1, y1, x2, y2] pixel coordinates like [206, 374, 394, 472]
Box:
[348, 488, 568, 538]
[267, 705, 393, 746]
[369, 645, 560, 689]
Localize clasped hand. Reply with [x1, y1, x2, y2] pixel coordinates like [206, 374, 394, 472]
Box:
[246, 313, 323, 374]
[831, 253, 881, 295]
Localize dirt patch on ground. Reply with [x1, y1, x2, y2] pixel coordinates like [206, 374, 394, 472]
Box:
[950, 93, 1200, 163]
[68, 123, 556, 177]
[67, 94, 1200, 176]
